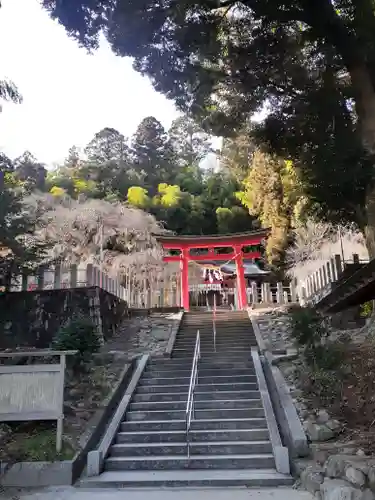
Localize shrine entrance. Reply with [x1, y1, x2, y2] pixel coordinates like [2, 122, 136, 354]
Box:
[155, 230, 268, 311]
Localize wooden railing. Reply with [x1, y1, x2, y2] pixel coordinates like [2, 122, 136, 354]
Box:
[297, 253, 369, 305]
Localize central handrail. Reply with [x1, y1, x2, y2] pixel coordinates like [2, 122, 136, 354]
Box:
[213, 292, 217, 352]
[185, 329, 200, 458]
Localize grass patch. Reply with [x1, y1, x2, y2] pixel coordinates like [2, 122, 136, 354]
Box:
[2, 426, 75, 463]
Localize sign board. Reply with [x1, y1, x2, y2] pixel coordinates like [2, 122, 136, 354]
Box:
[189, 284, 222, 291]
[0, 350, 77, 452]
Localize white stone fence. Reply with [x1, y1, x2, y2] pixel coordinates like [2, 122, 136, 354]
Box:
[297, 253, 369, 306]
[7, 263, 128, 302]
[5, 263, 181, 309]
[189, 282, 298, 307]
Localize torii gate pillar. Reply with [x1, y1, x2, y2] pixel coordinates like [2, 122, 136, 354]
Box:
[235, 245, 247, 310]
[180, 249, 190, 311]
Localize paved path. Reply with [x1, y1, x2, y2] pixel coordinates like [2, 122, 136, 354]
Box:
[4, 486, 314, 500]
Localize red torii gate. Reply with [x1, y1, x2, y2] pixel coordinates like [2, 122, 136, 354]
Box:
[155, 230, 268, 311]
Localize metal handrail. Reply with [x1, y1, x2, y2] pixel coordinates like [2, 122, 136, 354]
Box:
[213, 293, 217, 352]
[186, 329, 200, 458]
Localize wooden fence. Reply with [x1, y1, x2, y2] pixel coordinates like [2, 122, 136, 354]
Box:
[297, 253, 369, 305]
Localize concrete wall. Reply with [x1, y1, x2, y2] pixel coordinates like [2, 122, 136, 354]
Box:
[262, 353, 309, 459]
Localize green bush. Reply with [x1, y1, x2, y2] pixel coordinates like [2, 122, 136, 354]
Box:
[360, 301, 373, 318]
[288, 305, 349, 371]
[288, 305, 328, 351]
[53, 315, 101, 369]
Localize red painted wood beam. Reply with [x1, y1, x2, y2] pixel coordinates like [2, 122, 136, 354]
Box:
[163, 251, 261, 262]
[160, 238, 264, 251]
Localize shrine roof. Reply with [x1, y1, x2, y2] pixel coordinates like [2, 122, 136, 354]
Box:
[154, 229, 270, 247]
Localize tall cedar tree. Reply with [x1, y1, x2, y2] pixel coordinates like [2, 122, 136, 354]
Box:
[42, 0, 375, 255]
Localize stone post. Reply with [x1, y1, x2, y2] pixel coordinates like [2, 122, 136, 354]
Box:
[264, 282, 272, 304]
[329, 257, 337, 281]
[317, 271, 322, 291]
[251, 281, 258, 305]
[70, 264, 77, 288]
[326, 261, 332, 284]
[277, 282, 284, 304]
[290, 281, 297, 303]
[54, 264, 62, 289]
[334, 254, 342, 280]
[21, 273, 28, 291]
[86, 264, 94, 286]
[319, 266, 325, 288]
[37, 265, 45, 290]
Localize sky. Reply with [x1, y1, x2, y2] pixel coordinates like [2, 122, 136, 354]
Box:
[0, 0, 181, 167]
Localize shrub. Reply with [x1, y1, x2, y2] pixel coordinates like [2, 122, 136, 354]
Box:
[360, 301, 373, 318]
[53, 315, 101, 369]
[301, 367, 343, 407]
[288, 305, 328, 351]
[304, 338, 349, 371]
[288, 305, 350, 371]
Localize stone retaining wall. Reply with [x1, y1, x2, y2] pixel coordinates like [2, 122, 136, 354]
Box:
[0, 287, 127, 350]
[251, 307, 375, 500]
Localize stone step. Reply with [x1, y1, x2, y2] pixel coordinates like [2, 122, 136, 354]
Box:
[109, 440, 273, 457]
[172, 351, 255, 358]
[104, 453, 275, 471]
[120, 417, 268, 432]
[81, 468, 293, 488]
[148, 360, 255, 370]
[129, 398, 263, 412]
[139, 374, 256, 386]
[173, 346, 254, 352]
[175, 331, 253, 336]
[177, 330, 253, 334]
[177, 334, 253, 338]
[125, 407, 265, 421]
[115, 428, 270, 444]
[136, 382, 258, 393]
[171, 353, 253, 360]
[181, 318, 250, 321]
[174, 339, 254, 346]
[143, 368, 255, 378]
[132, 390, 260, 403]
[172, 350, 253, 356]
[173, 343, 254, 350]
[149, 356, 255, 365]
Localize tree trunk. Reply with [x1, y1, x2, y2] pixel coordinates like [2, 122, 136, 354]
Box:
[364, 201, 375, 259]
[349, 64, 375, 258]
[349, 64, 375, 155]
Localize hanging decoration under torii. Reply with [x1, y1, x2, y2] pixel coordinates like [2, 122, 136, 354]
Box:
[202, 266, 224, 283]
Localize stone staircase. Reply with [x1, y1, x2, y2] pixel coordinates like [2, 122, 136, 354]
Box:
[84, 310, 293, 487]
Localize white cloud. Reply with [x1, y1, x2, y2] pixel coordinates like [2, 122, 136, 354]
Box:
[0, 0, 179, 166]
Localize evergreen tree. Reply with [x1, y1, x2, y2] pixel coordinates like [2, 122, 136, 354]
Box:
[169, 116, 213, 167]
[0, 163, 47, 288]
[14, 151, 47, 191]
[131, 117, 175, 193]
